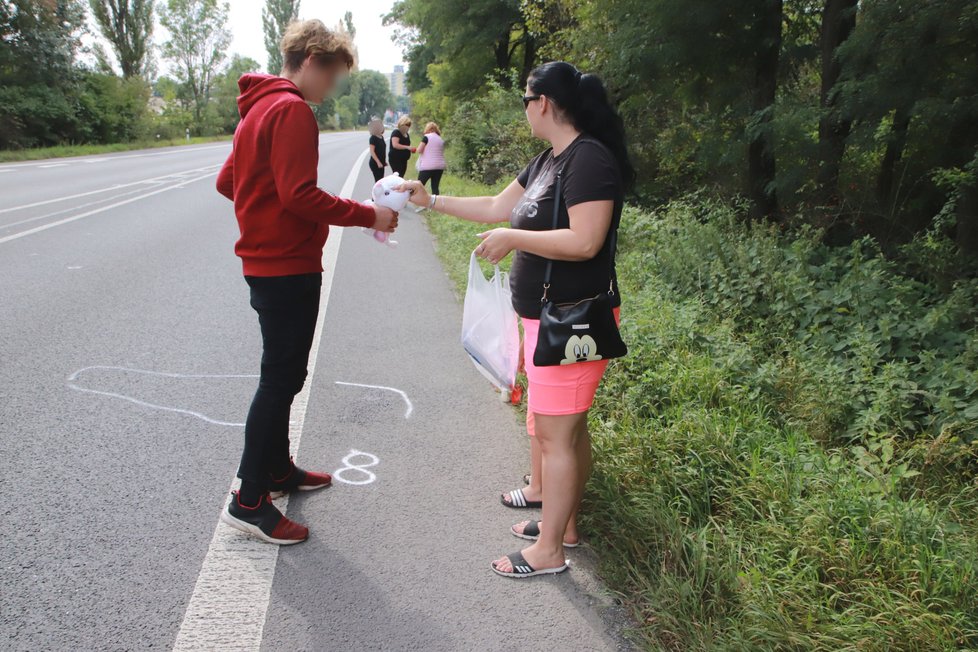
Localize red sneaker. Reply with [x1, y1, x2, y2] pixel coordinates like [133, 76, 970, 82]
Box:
[220, 491, 308, 545]
[268, 458, 332, 499]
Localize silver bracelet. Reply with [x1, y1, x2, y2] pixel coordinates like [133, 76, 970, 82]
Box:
[429, 194, 438, 209]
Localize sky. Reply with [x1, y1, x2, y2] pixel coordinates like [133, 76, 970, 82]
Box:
[224, 0, 407, 74]
[85, 0, 408, 77]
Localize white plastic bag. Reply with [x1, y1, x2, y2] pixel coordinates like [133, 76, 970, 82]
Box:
[461, 252, 520, 393]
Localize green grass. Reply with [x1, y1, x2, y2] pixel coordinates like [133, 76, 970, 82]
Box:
[421, 169, 978, 651]
[0, 135, 235, 163]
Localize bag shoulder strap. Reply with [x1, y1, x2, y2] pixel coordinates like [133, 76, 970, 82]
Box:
[540, 169, 618, 303]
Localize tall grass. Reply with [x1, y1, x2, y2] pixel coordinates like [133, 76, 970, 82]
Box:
[423, 172, 978, 650]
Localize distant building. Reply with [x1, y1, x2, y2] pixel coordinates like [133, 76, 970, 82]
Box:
[388, 65, 406, 97]
[148, 96, 167, 115]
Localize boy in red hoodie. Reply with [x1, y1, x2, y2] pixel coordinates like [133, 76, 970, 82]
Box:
[215, 20, 398, 545]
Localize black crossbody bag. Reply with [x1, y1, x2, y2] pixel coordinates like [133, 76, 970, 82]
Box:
[532, 171, 628, 367]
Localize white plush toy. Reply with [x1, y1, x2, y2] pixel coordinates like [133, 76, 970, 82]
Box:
[363, 173, 411, 247]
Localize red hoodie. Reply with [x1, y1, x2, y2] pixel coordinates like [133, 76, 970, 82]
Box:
[216, 74, 376, 276]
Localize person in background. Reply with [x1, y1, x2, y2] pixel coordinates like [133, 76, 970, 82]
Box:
[215, 19, 399, 545]
[415, 121, 446, 197]
[388, 115, 415, 178]
[367, 118, 387, 182]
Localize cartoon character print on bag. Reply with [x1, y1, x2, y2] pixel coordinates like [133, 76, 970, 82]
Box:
[561, 334, 603, 365]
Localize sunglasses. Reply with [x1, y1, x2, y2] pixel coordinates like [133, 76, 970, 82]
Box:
[522, 95, 542, 109]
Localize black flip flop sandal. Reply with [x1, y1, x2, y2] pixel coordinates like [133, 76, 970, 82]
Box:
[491, 551, 569, 579]
[511, 520, 580, 548]
[500, 488, 542, 509]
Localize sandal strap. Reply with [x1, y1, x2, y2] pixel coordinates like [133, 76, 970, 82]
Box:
[507, 551, 535, 575]
[522, 520, 541, 537]
[509, 489, 526, 507]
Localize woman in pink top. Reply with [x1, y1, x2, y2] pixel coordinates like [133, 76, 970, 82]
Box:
[416, 122, 446, 195]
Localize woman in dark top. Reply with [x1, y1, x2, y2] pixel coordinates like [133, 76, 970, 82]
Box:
[399, 62, 635, 579]
[388, 115, 415, 178]
[367, 118, 386, 181]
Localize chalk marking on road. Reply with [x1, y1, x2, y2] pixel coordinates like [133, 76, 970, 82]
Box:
[67, 366, 259, 427]
[0, 163, 219, 215]
[0, 168, 218, 245]
[333, 450, 379, 485]
[334, 381, 414, 419]
[173, 146, 371, 652]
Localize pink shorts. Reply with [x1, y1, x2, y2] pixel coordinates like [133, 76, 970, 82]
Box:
[521, 308, 620, 436]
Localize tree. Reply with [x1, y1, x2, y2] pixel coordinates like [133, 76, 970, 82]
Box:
[816, 0, 858, 204]
[262, 0, 300, 74]
[747, 0, 783, 221]
[159, 0, 231, 128]
[88, 0, 154, 77]
[353, 70, 393, 124]
[384, 0, 532, 95]
[212, 54, 262, 132]
[0, 0, 87, 148]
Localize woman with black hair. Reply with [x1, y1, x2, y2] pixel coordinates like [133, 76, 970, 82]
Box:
[398, 61, 634, 579]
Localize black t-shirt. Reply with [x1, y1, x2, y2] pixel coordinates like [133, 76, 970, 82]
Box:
[369, 134, 386, 166]
[510, 135, 623, 319]
[389, 129, 410, 163]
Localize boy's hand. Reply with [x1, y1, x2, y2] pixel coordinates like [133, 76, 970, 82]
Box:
[372, 204, 399, 233]
[397, 180, 430, 207]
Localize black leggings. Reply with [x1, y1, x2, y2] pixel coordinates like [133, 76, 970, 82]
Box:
[390, 157, 408, 179]
[238, 273, 322, 493]
[418, 169, 444, 195]
[369, 161, 385, 182]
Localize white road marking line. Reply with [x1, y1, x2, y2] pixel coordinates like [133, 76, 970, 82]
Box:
[0, 169, 15, 173]
[0, 164, 219, 215]
[334, 381, 414, 419]
[172, 146, 371, 652]
[0, 185, 167, 231]
[66, 366, 259, 427]
[0, 168, 218, 245]
[38, 163, 69, 168]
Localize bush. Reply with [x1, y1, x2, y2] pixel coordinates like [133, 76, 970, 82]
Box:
[444, 74, 540, 184]
[425, 183, 978, 650]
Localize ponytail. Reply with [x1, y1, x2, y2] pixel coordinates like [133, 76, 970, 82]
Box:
[528, 62, 636, 192]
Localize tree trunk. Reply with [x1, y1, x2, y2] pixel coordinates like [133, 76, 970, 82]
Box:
[876, 108, 911, 214]
[747, 0, 783, 222]
[494, 30, 512, 77]
[817, 0, 858, 203]
[519, 33, 537, 88]
[955, 159, 978, 256]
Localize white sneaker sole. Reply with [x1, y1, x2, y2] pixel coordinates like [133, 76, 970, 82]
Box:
[219, 508, 306, 545]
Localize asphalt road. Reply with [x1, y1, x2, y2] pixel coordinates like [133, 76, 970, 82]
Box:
[0, 132, 632, 651]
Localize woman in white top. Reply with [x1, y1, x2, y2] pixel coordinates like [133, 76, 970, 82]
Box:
[415, 122, 446, 195]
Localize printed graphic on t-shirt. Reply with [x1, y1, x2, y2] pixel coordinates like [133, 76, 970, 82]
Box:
[512, 164, 554, 221]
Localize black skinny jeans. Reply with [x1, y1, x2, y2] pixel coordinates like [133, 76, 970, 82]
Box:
[417, 169, 444, 195]
[237, 273, 322, 490]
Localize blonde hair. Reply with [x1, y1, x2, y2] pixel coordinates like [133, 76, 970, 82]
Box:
[368, 118, 384, 137]
[423, 122, 440, 135]
[396, 115, 412, 131]
[280, 19, 355, 72]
